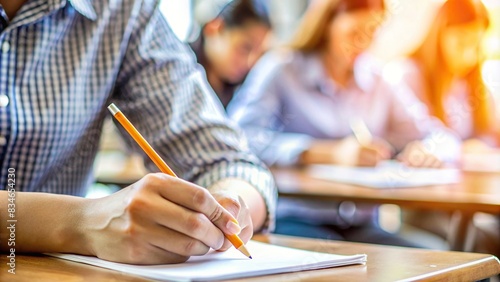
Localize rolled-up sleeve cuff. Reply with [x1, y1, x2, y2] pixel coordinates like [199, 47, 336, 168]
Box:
[194, 161, 277, 233]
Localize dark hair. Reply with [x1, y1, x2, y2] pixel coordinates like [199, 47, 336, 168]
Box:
[190, 0, 271, 108]
[217, 0, 271, 29]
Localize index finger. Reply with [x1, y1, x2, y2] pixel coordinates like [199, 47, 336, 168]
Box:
[152, 173, 241, 236]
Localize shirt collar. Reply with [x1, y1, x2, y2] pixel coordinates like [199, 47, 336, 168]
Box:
[69, 0, 97, 20]
[299, 52, 339, 97]
[302, 51, 385, 96]
[353, 52, 384, 93]
[301, 52, 326, 84]
[50, 0, 97, 21]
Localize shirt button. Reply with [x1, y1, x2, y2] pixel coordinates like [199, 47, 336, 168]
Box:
[1, 42, 10, 53]
[0, 94, 9, 107]
[0, 136, 6, 146]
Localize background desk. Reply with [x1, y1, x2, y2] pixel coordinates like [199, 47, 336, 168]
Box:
[273, 167, 500, 251]
[1, 234, 499, 281]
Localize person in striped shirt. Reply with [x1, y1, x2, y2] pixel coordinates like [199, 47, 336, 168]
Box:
[0, 0, 276, 264]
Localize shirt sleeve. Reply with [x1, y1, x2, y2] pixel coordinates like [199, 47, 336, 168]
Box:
[111, 1, 276, 232]
[227, 51, 313, 166]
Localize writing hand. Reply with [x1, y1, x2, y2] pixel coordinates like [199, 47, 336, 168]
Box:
[83, 173, 240, 264]
[397, 141, 442, 168]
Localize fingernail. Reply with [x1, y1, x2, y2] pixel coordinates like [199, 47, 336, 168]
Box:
[232, 218, 239, 226]
[226, 221, 241, 235]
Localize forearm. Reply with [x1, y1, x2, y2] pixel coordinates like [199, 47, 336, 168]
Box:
[299, 139, 354, 165]
[0, 191, 91, 254]
[208, 178, 266, 232]
[299, 140, 335, 164]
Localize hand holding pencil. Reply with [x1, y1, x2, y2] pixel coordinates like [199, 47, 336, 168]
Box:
[104, 103, 252, 261]
[350, 118, 393, 166]
[299, 119, 393, 166]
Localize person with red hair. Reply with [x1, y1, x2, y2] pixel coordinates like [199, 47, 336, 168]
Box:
[402, 0, 497, 145]
[395, 0, 500, 253]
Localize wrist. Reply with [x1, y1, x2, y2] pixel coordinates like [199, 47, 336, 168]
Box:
[59, 196, 94, 255]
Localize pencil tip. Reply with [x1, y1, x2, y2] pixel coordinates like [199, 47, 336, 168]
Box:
[249, 256, 252, 259]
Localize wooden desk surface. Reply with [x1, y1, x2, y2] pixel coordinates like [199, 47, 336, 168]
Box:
[273, 167, 500, 214]
[1, 234, 498, 282]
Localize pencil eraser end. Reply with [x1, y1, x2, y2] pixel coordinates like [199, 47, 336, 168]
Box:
[108, 103, 120, 115]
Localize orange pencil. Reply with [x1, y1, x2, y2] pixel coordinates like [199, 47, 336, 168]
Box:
[107, 103, 252, 259]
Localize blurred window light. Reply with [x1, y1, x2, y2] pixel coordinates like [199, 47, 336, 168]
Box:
[483, 37, 500, 59]
[482, 60, 500, 123]
[482, 0, 500, 8]
[482, 0, 500, 59]
[481, 0, 500, 113]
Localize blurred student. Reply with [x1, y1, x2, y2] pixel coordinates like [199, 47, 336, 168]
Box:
[402, 0, 498, 147]
[190, 0, 272, 108]
[228, 0, 459, 246]
[228, 0, 459, 168]
[395, 0, 499, 249]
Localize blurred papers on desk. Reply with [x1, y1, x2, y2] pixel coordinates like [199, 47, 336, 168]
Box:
[48, 241, 366, 282]
[308, 161, 461, 188]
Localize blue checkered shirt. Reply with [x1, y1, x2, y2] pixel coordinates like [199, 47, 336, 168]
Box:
[0, 0, 276, 230]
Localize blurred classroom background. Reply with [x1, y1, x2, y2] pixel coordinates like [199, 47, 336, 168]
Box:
[90, 0, 500, 256]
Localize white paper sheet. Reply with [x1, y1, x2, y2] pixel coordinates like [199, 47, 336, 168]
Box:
[308, 161, 461, 188]
[48, 241, 366, 281]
